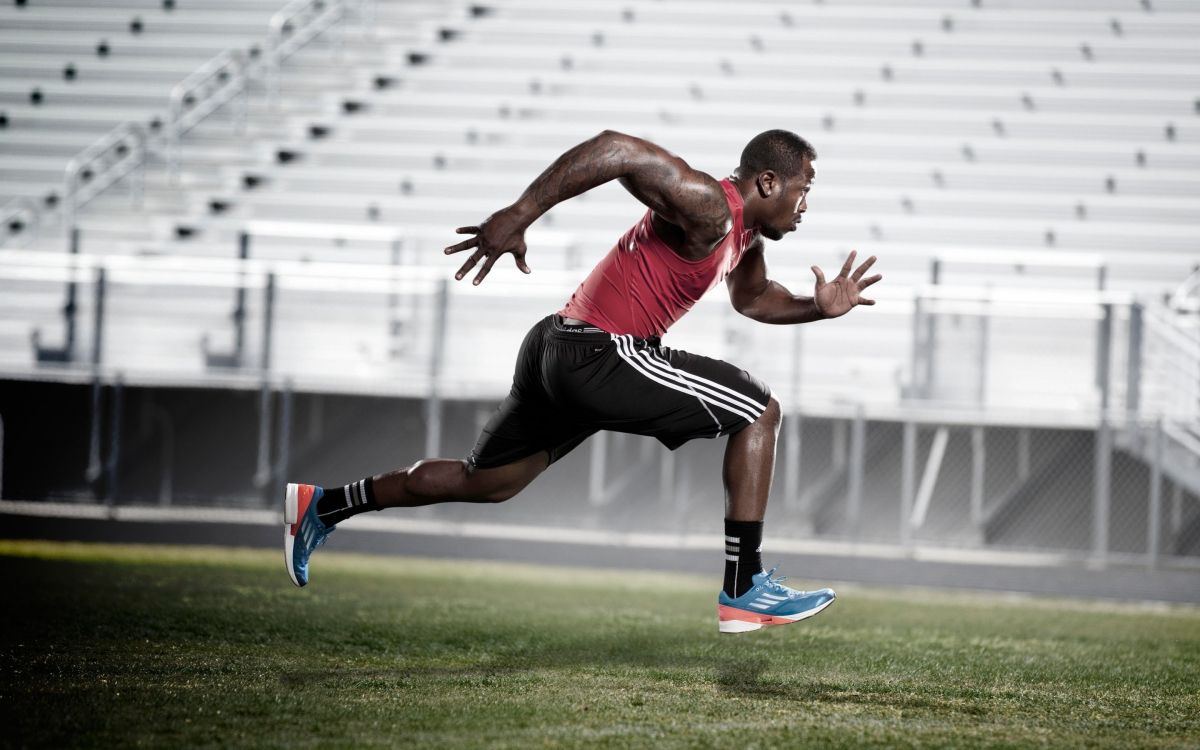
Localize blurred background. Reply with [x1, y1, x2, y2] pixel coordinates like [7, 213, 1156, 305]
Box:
[0, 0, 1197, 600]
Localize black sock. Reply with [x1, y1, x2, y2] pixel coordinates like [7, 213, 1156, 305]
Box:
[316, 477, 378, 526]
[723, 519, 764, 598]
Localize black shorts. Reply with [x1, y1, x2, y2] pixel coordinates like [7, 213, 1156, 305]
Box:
[468, 314, 773, 470]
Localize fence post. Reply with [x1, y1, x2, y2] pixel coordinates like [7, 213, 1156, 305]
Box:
[909, 296, 925, 399]
[846, 407, 865, 538]
[273, 380, 294, 496]
[901, 420, 916, 548]
[85, 267, 107, 487]
[970, 426, 985, 531]
[105, 375, 124, 508]
[1092, 303, 1114, 566]
[1125, 302, 1143, 422]
[1147, 419, 1163, 568]
[976, 304, 990, 405]
[659, 444, 676, 508]
[588, 431, 607, 506]
[253, 274, 276, 489]
[425, 278, 449, 458]
[783, 326, 803, 514]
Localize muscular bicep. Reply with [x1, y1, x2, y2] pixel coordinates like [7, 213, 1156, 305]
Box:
[611, 133, 730, 241]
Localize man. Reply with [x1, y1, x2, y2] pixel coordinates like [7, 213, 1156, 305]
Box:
[284, 129, 881, 633]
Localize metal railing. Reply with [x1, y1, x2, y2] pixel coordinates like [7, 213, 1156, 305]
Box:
[62, 124, 147, 249]
[0, 248, 1195, 566]
[266, 0, 346, 103]
[167, 50, 250, 180]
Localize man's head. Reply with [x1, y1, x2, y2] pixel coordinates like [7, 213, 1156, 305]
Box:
[736, 130, 817, 241]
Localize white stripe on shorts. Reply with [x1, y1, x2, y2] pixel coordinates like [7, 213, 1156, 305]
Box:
[611, 335, 724, 433]
[627, 343, 758, 424]
[647, 349, 767, 415]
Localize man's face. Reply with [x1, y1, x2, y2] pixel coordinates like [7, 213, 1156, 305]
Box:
[758, 162, 814, 242]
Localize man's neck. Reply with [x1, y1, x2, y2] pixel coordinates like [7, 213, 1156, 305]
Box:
[728, 172, 760, 232]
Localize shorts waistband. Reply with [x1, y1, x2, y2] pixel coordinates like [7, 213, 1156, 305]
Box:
[547, 314, 612, 343]
[547, 315, 661, 347]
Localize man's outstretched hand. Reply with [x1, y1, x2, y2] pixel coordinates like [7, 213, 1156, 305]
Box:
[812, 250, 882, 319]
[444, 206, 532, 285]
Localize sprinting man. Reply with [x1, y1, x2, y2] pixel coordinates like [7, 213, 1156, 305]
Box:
[284, 129, 881, 633]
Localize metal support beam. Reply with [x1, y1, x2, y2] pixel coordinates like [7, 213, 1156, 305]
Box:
[253, 274, 277, 490]
[274, 381, 294, 496]
[204, 231, 250, 367]
[260, 272, 276, 372]
[846, 408, 866, 536]
[911, 427, 949, 529]
[782, 410, 802, 512]
[86, 379, 103, 485]
[1092, 302, 1114, 566]
[1095, 303, 1113, 393]
[783, 326, 803, 514]
[1147, 419, 1163, 568]
[588, 431, 607, 506]
[970, 426, 985, 530]
[976, 307, 990, 405]
[1017, 427, 1030, 481]
[659, 445, 676, 507]
[424, 279, 449, 458]
[1125, 303, 1144, 421]
[1092, 419, 1112, 565]
[253, 383, 273, 489]
[85, 268, 107, 488]
[105, 375, 123, 507]
[32, 227, 80, 362]
[900, 421, 916, 547]
[1169, 483, 1183, 554]
[0, 413, 5, 500]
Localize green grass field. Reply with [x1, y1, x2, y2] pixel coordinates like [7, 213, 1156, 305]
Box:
[1, 541, 1197, 749]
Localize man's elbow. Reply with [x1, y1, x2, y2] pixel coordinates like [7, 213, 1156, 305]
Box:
[597, 129, 633, 148]
[733, 297, 768, 323]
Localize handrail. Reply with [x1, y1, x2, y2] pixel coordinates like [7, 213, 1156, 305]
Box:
[266, 0, 346, 101]
[241, 219, 575, 247]
[62, 124, 147, 249]
[167, 50, 249, 179]
[0, 197, 39, 249]
[0, 248, 1147, 311]
[1170, 266, 1200, 313]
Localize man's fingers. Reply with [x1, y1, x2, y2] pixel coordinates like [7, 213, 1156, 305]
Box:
[514, 253, 532, 274]
[858, 273, 883, 290]
[455, 226, 480, 235]
[454, 251, 482, 280]
[472, 253, 501, 285]
[850, 255, 877, 281]
[858, 297, 876, 306]
[444, 236, 479, 254]
[838, 250, 857, 278]
[811, 265, 826, 287]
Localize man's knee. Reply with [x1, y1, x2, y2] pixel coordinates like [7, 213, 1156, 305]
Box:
[756, 395, 782, 434]
[465, 452, 547, 503]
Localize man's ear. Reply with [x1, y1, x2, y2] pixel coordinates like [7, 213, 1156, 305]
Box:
[756, 170, 780, 199]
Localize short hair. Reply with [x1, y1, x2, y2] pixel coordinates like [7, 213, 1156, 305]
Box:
[738, 130, 817, 180]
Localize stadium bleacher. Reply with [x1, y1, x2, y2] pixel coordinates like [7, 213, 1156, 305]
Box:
[0, 0, 1197, 560]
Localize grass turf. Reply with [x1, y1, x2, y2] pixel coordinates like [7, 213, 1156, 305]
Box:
[1, 541, 1198, 749]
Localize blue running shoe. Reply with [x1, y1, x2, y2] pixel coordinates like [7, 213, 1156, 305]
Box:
[283, 483, 335, 587]
[717, 567, 836, 634]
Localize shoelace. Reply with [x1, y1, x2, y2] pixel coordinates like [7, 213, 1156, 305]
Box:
[760, 566, 799, 598]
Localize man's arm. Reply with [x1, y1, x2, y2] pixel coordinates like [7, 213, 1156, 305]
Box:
[445, 130, 728, 284]
[727, 240, 882, 324]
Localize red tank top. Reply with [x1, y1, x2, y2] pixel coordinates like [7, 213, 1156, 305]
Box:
[558, 179, 757, 338]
